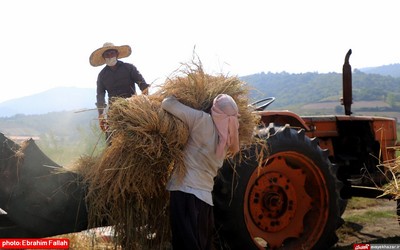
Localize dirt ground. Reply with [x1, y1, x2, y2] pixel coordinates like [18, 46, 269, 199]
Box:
[332, 198, 400, 249]
[25, 198, 399, 249]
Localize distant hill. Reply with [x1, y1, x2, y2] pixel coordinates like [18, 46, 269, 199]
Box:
[0, 109, 98, 138]
[0, 87, 96, 117]
[359, 63, 400, 78]
[0, 63, 400, 118]
[242, 70, 400, 109]
[1, 67, 400, 152]
[3, 65, 399, 164]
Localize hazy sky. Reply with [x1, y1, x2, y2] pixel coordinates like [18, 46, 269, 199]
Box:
[1, 0, 399, 104]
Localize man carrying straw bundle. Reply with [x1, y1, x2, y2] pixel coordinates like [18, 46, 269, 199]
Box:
[161, 94, 240, 250]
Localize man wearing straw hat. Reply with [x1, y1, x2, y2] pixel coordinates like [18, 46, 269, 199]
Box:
[89, 42, 149, 134]
[162, 94, 240, 250]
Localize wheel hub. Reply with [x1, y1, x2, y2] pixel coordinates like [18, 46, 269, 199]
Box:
[248, 172, 297, 232]
[245, 155, 313, 248]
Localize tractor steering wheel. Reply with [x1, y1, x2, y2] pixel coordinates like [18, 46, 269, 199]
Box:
[251, 97, 276, 111]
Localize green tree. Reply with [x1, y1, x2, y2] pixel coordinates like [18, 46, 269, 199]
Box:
[386, 92, 396, 107]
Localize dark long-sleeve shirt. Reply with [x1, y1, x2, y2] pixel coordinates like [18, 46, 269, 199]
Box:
[96, 61, 149, 110]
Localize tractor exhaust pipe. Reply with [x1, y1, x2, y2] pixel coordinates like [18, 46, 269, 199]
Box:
[342, 49, 353, 115]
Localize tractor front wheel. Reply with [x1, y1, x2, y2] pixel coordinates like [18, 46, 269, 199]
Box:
[213, 124, 342, 249]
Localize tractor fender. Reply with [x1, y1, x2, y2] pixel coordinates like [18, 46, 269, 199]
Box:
[257, 110, 311, 131]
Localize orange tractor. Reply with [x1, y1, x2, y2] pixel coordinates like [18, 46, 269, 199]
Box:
[212, 49, 398, 249]
[0, 50, 398, 249]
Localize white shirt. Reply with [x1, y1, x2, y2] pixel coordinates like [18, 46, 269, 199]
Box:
[161, 96, 224, 205]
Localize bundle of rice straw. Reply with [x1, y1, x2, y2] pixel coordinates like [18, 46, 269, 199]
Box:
[158, 61, 259, 147]
[379, 156, 400, 200]
[75, 61, 262, 249]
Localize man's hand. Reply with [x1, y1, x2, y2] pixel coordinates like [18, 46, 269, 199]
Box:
[142, 88, 149, 95]
[98, 114, 108, 132]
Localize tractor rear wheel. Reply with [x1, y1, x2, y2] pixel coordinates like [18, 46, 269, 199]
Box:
[213, 124, 342, 250]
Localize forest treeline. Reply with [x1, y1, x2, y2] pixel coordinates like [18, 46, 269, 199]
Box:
[1, 69, 400, 164]
[244, 69, 400, 108]
[3, 69, 400, 136]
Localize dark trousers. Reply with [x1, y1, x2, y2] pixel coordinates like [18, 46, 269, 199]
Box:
[169, 191, 214, 250]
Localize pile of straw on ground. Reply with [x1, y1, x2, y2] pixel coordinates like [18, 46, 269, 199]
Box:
[379, 155, 400, 200]
[73, 62, 262, 249]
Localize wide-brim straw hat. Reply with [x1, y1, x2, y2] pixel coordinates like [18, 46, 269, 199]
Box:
[89, 42, 132, 67]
